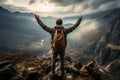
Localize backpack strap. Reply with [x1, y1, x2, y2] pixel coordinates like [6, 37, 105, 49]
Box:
[55, 26, 65, 32]
[51, 26, 65, 40]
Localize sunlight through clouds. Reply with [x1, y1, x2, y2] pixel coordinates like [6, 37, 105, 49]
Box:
[30, 2, 55, 13]
[0, 0, 120, 17]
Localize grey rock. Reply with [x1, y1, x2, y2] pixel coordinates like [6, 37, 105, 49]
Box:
[105, 59, 120, 79]
[26, 71, 39, 80]
[95, 13, 120, 80]
[0, 61, 16, 80]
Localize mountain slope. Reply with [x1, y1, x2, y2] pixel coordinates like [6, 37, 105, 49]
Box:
[94, 9, 120, 80]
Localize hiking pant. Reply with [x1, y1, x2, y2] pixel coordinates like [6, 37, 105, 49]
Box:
[52, 50, 65, 76]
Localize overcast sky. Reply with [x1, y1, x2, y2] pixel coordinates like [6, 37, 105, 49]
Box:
[0, 0, 120, 17]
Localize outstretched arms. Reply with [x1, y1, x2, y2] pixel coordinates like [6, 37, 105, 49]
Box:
[65, 16, 82, 34]
[35, 15, 52, 33]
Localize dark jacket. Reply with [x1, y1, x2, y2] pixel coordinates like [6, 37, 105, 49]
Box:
[35, 16, 82, 51]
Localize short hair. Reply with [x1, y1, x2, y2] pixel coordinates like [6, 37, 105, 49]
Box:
[56, 18, 62, 25]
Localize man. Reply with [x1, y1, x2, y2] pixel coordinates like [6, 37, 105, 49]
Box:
[35, 15, 82, 78]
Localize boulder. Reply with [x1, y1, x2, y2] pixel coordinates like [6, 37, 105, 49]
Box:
[105, 59, 120, 79]
[26, 71, 39, 80]
[0, 61, 16, 80]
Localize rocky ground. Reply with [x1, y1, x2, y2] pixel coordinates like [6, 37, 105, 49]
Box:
[0, 55, 117, 80]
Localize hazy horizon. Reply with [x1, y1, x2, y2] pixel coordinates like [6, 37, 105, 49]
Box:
[0, 0, 120, 17]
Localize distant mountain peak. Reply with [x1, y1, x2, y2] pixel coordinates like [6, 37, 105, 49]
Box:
[0, 6, 4, 9]
[0, 6, 11, 14]
[0, 6, 7, 11]
[0, 6, 33, 16]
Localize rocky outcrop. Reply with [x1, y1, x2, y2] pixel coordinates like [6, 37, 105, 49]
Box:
[95, 12, 120, 80]
[105, 59, 120, 79]
[0, 61, 16, 80]
[0, 56, 117, 80]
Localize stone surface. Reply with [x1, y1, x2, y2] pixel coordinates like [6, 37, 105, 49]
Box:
[0, 61, 16, 80]
[95, 14, 120, 80]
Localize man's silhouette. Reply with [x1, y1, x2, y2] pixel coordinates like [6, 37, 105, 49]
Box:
[35, 15, 82, 78]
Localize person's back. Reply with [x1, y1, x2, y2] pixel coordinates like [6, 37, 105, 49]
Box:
[35, 15, 82, 79]
[52, 25, 66, 51]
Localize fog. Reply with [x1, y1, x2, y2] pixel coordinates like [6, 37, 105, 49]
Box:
[68, 19, 98, 41]
[27, 18, 100, 50]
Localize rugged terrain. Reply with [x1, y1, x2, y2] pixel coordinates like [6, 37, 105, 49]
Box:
[95, 10, 120, 79]
[0, 54, 117, 80]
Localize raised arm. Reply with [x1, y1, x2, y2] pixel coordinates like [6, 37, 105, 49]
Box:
[65, 16, 82, 34]
[35, 14, 53, 33]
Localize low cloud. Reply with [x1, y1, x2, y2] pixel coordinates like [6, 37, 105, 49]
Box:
[28, 40, 45, 50]
[68, 19, 98, 41]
